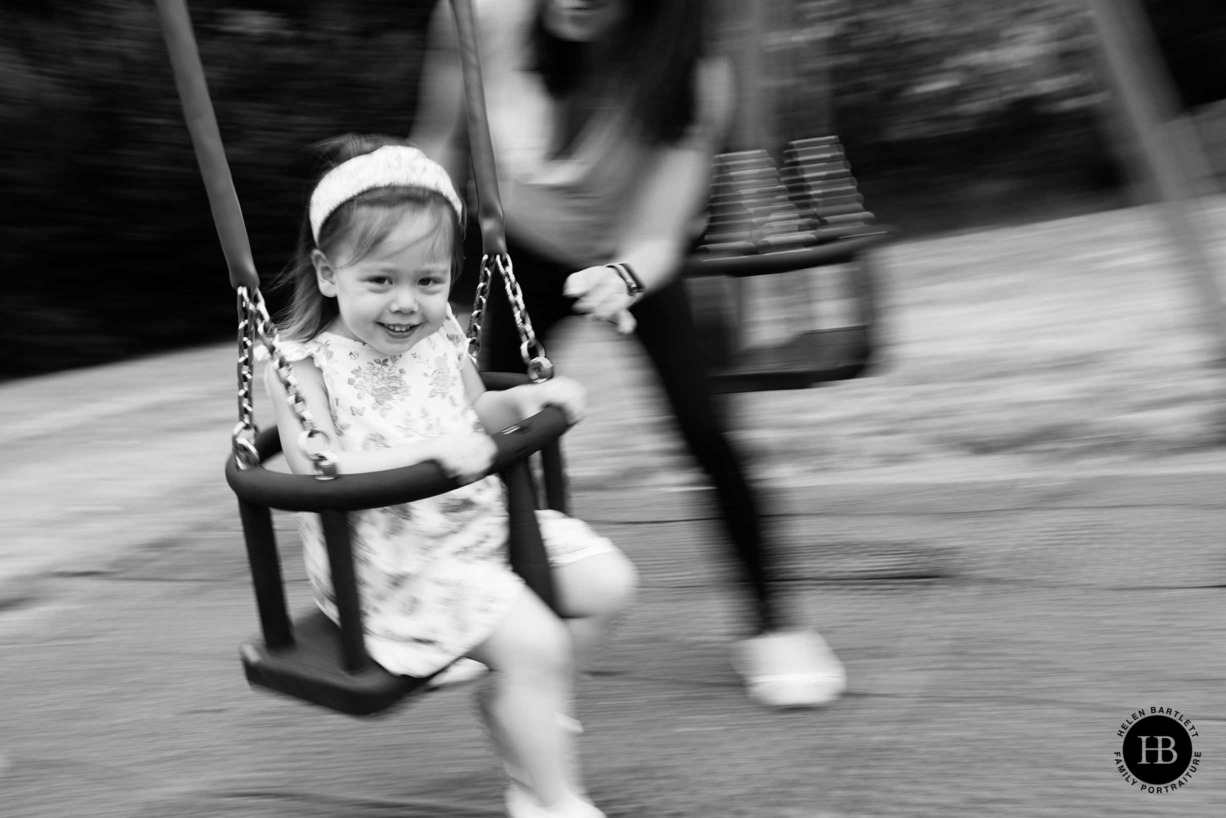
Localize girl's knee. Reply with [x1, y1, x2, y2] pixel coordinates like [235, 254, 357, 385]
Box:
[601, 550, 638, 610]
[556, 551, 638, 620]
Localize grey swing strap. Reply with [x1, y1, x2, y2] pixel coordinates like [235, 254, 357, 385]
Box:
[156, 0, 339, 477]
[450, 0, 553, 382]
[156, 0, 258, 294]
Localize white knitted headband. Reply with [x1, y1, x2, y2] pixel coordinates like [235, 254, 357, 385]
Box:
[308, 145, 463, 244]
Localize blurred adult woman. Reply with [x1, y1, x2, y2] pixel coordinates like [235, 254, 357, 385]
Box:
[413, 0, 846, 708]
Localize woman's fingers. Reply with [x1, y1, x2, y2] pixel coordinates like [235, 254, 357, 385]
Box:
[561, 268, 600, 299]
[566, 267, 620, 306]
[565, 267, 637, 333]
[613, 309, 636, 334]
[574, 279, 628, 316]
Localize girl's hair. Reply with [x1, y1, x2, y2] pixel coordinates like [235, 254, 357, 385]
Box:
[531, 0, 711, 145]
[273, 134, 465, 341]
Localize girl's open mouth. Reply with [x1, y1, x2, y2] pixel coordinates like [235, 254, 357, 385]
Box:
[380, 322, 419, 338]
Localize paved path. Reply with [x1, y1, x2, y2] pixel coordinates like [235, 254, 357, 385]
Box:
[2, 202, 1225, 816]
[2, 474, 1222, 817]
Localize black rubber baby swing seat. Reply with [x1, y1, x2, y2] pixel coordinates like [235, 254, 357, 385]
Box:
[685, 137, 891, 393]
[227, 395, 569, 717]
[157, 0, 570, 717]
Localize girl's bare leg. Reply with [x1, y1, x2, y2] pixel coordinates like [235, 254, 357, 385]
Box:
[553, 550, 638, 670]
[469, 586, 584, 810]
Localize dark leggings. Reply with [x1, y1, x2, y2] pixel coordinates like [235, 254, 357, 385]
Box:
[480, 238, 783, 633]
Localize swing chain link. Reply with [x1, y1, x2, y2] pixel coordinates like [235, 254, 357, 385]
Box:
[250, 291, 339, 480]
[465, 253, 494, 365]
[466, 253, 553, 382]
[499, 254, 552, 381]
[231, 287, 338, 479]
[232, 288, 261, 470]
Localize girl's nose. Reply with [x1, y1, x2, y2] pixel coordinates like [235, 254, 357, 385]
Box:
[390, 289, 418, 313]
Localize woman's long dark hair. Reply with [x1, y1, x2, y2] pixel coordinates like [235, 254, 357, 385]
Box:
[531, 0, 711, 145]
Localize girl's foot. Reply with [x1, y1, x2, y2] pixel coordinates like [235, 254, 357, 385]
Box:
[474, 686, 588, 799]
[505, 785, 605, 818]
[732, 629, 847, 708]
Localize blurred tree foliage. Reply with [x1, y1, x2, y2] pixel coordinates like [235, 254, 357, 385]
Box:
[1141, 0, 1226, 109]
[752, 0, 1125, 236]
[768, 0, 1103, 141]
[2, 0, 435, 379]
[2, 0, 1222, 379]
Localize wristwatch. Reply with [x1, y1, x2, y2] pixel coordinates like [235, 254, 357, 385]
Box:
[606, 262, 645, 303]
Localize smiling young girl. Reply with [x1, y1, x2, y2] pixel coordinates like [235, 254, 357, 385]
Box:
[266, 134, 634, 818]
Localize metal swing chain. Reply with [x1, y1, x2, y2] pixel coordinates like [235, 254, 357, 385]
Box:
[231, 287, 338, 479]
[466, 253, 554, 383]
[232, 287, 261, 469]
[465, 254, 495, 364]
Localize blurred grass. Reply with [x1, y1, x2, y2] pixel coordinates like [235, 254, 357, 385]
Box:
[746, 200, 1226, 476]
[542, 197, 1226, 485]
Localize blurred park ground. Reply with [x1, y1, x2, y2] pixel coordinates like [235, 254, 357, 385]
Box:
[2, 0, 1225, 381]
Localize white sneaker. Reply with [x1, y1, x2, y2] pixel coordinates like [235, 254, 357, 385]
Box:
[732, 629, 847, 708]
[475, 689, 589, 809]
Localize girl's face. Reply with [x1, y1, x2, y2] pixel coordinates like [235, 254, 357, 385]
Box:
[541, 0, 626, 42]
[314, 203, 454, 356]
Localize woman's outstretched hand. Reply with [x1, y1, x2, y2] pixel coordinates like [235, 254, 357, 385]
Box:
[563, 266, 637, 335]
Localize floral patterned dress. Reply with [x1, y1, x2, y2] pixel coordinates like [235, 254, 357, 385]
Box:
[279, 309, 614, 677]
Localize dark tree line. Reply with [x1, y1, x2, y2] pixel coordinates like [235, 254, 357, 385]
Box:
[3, 1, 436, 378]
[1, 0, 1222, 380]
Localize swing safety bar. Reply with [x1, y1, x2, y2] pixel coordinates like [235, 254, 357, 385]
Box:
[225, 402, 568, 513]
[229, 387, 569, 717]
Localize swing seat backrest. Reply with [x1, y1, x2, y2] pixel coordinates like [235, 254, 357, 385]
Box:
[683, 137, 891, 392]
[687, 136, 889, 277]
[227, 376, 571, 717]
[782, 136, 877, 234]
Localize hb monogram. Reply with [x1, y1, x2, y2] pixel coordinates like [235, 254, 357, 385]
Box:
[1137, 735, 1178, 764]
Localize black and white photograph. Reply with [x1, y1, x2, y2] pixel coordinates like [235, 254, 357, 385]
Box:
[2, 1, 1223, 815]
